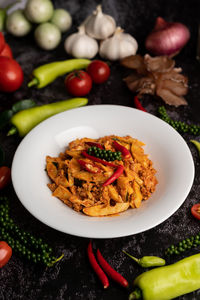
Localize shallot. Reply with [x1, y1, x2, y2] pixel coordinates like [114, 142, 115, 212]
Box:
[145, 17, 190, 56]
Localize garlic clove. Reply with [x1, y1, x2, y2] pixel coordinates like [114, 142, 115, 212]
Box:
[64, 26, 98, 59]
[84, 5, 116, 40]
[99, 27, 138, 61]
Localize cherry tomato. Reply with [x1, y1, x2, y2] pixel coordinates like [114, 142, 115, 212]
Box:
[86, 60, 110, 84]
[0, 32, 5, 53]
[0, 166, 11, 189]
[191, 203, 200, 220]
[0, 56, 24, 92]
[64, 70, 92, 96]
[0, 241, 12, 268]
[0, 43, 13, 59]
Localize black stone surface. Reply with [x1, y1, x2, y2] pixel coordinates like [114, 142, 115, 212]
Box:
[0, 0, 200, 299]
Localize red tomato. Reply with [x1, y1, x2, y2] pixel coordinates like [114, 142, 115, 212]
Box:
[0, 57, 24, 92]
[0, 241, 12, 268]
[0, 43, 13, 59]
[0, 166, 11, 189]
[0, 32, 5, 53]
[65, 70, 92, 96]
[191, 204, 200, 220]
[86, 60, 110, 84]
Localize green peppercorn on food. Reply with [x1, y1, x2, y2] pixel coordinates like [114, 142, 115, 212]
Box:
[0, 196, 63, 266]
[158, 106, 200, 135]
[87, 146, 122, 161]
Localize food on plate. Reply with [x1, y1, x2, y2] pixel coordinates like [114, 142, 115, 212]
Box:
[121, 54, 188, 107]
[46, 135, 158, 216]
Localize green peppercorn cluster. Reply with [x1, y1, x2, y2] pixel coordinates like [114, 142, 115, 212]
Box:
[165, 233, 200, 256]
[0, 196, 63, 266]
[158, 106, 200, 135]
[87, 146, 122, 161]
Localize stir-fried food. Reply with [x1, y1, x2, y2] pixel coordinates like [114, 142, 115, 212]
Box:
[46, 135, 158, 216]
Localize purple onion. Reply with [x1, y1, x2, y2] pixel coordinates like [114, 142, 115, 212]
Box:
[145, 17, 190, 56]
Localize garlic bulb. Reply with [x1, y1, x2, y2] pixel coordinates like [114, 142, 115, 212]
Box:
[99, 27, 138, 61]
[64, 26, 98, 59]
[84, 5, 116, 40]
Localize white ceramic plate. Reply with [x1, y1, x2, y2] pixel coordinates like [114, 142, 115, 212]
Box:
[11, 105, 194, 238]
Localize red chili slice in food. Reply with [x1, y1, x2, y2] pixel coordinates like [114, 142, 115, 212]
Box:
[191, 204, 200, 220]
[77, 159, 101, 174]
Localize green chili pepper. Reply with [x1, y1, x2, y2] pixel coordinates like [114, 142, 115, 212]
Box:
[123, 250, 166, 268]
[7, 97, 88, 137]
[190, 140, 200, 158]
[28, 58, 91, 89]
[129, 253, 200, 300]
[0, 99, 36, 130]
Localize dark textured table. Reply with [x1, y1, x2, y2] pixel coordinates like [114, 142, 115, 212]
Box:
[1, 0, 200, 299]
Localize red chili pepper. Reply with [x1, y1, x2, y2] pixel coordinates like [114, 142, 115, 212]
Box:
[96, 249, 129, 288]
[77, 159, 101, 174]
[87, 241, 109, 289]
[134, 96, 147, 112]
[113, 140, 131, 159]
[86, 142, 104, 149]
[102, 165, 124, 187]
[82, 151, 116, 167]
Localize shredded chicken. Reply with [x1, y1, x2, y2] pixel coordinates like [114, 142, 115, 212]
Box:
[121, 54, 188, 107]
